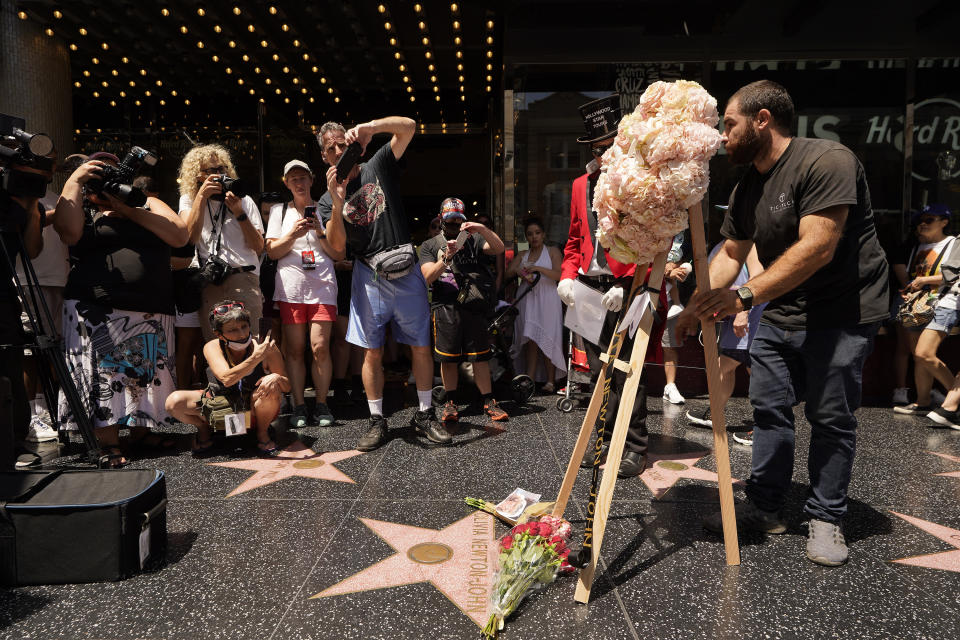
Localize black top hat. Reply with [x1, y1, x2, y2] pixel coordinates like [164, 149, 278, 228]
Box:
[577, 94, 622, 144]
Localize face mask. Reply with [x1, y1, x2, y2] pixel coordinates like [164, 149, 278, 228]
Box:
[223, 333, 253, 349]
[585, 158, 600, 175]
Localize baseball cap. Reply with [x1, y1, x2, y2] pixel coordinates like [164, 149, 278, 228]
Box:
[283, 159, 312, 176]
[911, 203, 953, 224]
[440, 197, 466, 221]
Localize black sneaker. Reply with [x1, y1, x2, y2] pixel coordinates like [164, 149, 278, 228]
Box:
[312, 402, 335, 427]
[927, 407, 960, 431]
[410, 408, 452, 444]
[357, 415, 388, 451]
[686, 407, 712, 428]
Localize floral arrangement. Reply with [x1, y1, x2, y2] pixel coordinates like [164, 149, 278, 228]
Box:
[482, 515, 574, 638]
[594, 80, 722, 265]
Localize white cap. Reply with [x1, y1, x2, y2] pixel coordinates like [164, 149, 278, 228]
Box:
[283, 159, 312, 176]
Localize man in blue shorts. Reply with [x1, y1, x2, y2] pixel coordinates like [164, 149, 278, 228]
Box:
[319, 118, 449, 451]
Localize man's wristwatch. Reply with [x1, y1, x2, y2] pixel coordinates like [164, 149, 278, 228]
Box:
[235, 213, 248, 222]
[736, 286, 754, 311]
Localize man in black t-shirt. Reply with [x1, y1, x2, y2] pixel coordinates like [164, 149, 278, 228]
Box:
[419, 198, 507, 424]
[319, 118, 448, 451]
[676, 80, 889, 567]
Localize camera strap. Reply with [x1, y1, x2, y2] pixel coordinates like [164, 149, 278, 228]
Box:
[206, 200, 228, 260]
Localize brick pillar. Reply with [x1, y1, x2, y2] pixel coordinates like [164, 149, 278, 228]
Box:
[0, 0, 74, 159]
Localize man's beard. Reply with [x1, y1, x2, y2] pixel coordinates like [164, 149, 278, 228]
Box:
[726, 124, 764, 166]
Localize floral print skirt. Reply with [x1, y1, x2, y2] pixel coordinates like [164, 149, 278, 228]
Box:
[58, 300, 176, 431]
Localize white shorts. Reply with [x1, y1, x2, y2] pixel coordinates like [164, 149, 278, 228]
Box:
[175, 309, 202, 328]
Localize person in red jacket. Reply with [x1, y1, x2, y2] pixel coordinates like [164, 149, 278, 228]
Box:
[558, 94, 664, 478]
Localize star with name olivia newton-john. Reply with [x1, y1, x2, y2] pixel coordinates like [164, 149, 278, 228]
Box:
[312, 511, 497, 627]
[627, 450, 745, 499]
[927, 451, 960, 479]
[890, 511, 960, 574]
[208, 440, 364, 497]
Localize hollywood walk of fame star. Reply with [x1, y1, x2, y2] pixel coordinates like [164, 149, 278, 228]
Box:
[605, 450, 744, 499]
[312, 511, 497, 627]
[890, 511, 960, 574]
[209, 440, 364, 497]
[926, 451, 960, 479]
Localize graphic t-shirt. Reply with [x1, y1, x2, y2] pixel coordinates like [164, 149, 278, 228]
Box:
[418, 233, 489, 306]
[720, 137, 889, 330]
[907, 237, 953, 280]
[318, 142, 409, 260]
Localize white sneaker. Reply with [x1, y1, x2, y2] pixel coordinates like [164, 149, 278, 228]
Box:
[663, 383, 685, 404]
[26, 414, 58, 443]
[891, 387, 909, 405]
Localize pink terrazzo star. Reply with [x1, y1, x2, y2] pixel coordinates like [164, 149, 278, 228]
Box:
[890, 511, 960, 574]
[926, 451, 960, 479]
[312, 511, 497, 627]
[638, 450, 744, 499]
[209, 440, 364, 497]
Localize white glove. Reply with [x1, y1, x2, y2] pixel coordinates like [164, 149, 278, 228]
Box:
[601, 286, 624, 312]
[557, 278, 576, 307]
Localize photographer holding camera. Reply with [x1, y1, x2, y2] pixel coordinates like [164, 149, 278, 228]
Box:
[177, 144, 265, 342]
[0, 121, 51, 469]
[54, 153, 189, 467]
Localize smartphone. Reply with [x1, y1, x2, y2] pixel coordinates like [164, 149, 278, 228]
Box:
[304, 205, 317, 219]
[454, 230, 469, 250]
[336, 141, 363, 181]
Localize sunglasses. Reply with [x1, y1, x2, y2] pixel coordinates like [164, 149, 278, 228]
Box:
[918, 216, 944, 225]
[212, 301, 244, 316]
[201, 165, 227, 174]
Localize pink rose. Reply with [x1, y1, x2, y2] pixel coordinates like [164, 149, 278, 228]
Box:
[537, 522, 552, 538]
[501, 535, 514, 551]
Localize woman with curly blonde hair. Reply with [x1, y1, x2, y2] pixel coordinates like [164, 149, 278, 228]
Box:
[177, 144, 265, 342]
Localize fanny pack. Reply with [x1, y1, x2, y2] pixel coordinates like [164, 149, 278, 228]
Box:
[198, 387, 245, 431]
[365, 243, 416, 280]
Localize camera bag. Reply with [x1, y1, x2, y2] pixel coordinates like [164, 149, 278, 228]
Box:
[0, 469, 167, 586]
[366, 243, 416, 280]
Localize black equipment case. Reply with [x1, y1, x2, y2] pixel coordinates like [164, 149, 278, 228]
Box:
[0, 469, 167, 586]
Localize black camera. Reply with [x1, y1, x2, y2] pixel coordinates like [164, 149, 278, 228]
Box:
[210, 176, 248, 201]
[0, 114, 55, 199]
[85, 146, 158, 208]
[197, 254, 231, 286]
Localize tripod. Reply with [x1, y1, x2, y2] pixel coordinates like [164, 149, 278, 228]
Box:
[0, 223, 102, 466]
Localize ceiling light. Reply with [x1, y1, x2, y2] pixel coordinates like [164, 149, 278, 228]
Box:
[260, 40, 268, 47]
[54, 10, 63, 18]
[82, 69, 90, 77]
[302, 53, 309, 60]
[171, 90, 177, 96]
[197, 8, 205, 16]
[486, 50, 493, 58]
[394, 52, 401, 59]
[486, 75, 492, 82]
[487, 20, 495, 29]
[293, 39, 300, 47]
[309, 96, 315, 103]
[452, 20, 460, 30]
[410, 96, 416, 102]
[272, 53, 279, 60]
[79, 27, 87, 35]
[418, 21, 426, 30]
[406, 86, 413, 93]
[450, 3, 459, 12]
[282, 23, 289, 31]
[145, 90, 151, 96]
[320, 76, 327, 83]
[214, 25, 222, 33]
[275, 88, 281, 94]
[44, 28, 53, 36]
[428, 63, 435, 71]
[425, 51, 432, 59]
[378, 4, 386, 13]
[269, 6, 277, 14]
[460, 95, 465, 101]
[250, 88, 256, 95]
[311, 66, 318, 72]
[456, 50, 462, 58]
[196, 41, 204, 48]
[402, 75, 409, 82]
[91, 57, 99, 64]
[430, 75, 436, 82]
[301, 87, 307, 94]
[109, 100, 116, 106]
[458, 75, 464, 82]
[398, 64, 406, 71]
[100, 80, 107, 87]
[225, 67, 232, 74]
[237, 78, 244, 85]
[247, 24, 255, 32]
[212, 54, 219, 62]
[282, 66, 289, 73]
[242, 54, 249, 61]
[384, 21, 392, 30]
[487, 36, 494, 44]
[457, 63, 463, 71]
[435, 96, 440, 102]
[139, 68, 146, 75]
[255, 66, 261, 73]
[265, 78, 272, 84]
[422, 36, 430, 45]
[327, 87, 333, 93]
[433, 86, 439, 93]
[334, 97, 339, 103]
[486, 63, 492, 70]
[228, 40, 236, 47]
[414, 4, 422, 12]
[292, 77, 300, 84]
[389, 36, 397, 45]
[185, 98, 191, 104]
[180, 25, 188, 34]
[156, 79, 162, 86]
[454, 36, 461, 45]
[16, 10, 26, 19]
[69, 43, 77, 51]
[93, 91, 100, 97]
[486, 86, 491, 92]
[120, 90, 126, 96]
[233, 6, 241, 15]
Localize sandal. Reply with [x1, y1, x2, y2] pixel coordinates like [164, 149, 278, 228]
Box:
[256, 440, 282, 458]
[191, 439, 216, 459]
[99, 445, 129, 469]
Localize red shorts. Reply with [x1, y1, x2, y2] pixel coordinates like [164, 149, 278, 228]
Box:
[278, 302, 337, 325]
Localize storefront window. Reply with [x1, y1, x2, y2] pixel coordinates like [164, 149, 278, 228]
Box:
[914, 57, 960, 231]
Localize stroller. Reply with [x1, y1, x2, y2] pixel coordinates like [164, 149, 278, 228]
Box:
[556, 332, 593, 413]
[487, 272, 542, 405]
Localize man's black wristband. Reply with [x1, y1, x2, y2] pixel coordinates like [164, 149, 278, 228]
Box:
[235, 213, 248, 222]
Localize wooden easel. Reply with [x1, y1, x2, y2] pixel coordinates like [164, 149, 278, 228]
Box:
[552, 202, 740, 605]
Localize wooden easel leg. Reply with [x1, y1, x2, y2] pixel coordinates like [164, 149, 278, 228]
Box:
[574, 252, 668, 604]
[688, 202, 741, 566]
[552, 266, 648, 519]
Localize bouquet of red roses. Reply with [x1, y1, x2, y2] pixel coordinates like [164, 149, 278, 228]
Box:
[482, 515, 573, 638]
